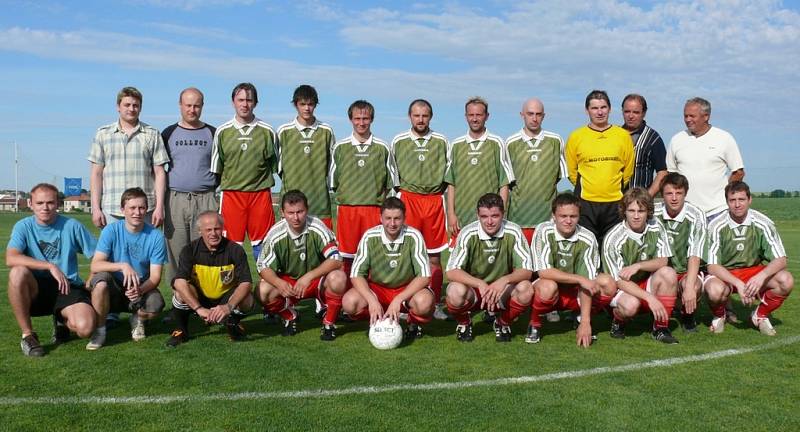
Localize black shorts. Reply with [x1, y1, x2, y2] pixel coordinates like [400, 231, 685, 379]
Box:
[579, 199, 621, 245]
[197, 288, 236, 309]
[89, 272, 165, 314]
[30, 274, 91, 317]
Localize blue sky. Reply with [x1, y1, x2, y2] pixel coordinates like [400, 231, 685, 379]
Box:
[1, 0, 799, 193]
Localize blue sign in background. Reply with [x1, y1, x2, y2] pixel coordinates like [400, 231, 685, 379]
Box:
[64, 178, 82, 197]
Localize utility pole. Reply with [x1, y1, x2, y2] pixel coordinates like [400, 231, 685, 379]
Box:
[14, 141, 19, 212]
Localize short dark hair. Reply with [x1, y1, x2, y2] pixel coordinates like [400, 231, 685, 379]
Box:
[117, 86, 142, 105]
[551, 192, 580, 214]
[661, 172, 690, 193]
[292, 84, 319, 106]
[621, 93, 647, 113]
[348, 100, 374, 120]
[465, 96, 488, 114]
[231, 82, 258, 104]
[281, 190, 308, 209]
[381, 196, 406, 215]
[30, 183, 59, 196]
[477, 193, 504, 213]
[725, 180, 751, 199]
[585, 89, 610, 109]
[120, 187, 147, 209]
[620, 187, 653, 219]
[408, 99, 433, 116]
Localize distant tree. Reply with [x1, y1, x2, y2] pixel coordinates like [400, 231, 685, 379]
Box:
[794, 191, 800, 198]
[769, 189, 786, 198]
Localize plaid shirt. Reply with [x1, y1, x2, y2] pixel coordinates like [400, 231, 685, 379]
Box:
[88, 121, 169, 216]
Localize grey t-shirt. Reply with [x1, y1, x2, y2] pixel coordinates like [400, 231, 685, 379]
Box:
[162, 123, 217, 193]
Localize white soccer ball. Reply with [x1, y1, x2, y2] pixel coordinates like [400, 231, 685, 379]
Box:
[368, 318, 403, 350]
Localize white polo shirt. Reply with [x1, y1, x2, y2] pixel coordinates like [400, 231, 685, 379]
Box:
[666, 126, 744, 215]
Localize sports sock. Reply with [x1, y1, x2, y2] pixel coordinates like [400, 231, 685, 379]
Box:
[264, 298, 295, 321]
[653, 295, 676, 329]
[446, 298, 474, 325]
[756, 290, 788, 318]
[710, 302, 726, 319]
[171, 307, 191, 333]
[408, 309, 432, 325]
[323, 291, 343, 326]
[499, 298, 527, 326]
[530, 294, 557, 328]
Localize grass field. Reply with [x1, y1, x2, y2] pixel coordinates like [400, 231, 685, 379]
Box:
[0, 198, 798, 431]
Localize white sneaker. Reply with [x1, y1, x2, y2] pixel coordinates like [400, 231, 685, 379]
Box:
[751, 311, 776, 336]
[545, 311, 560, 322]
[130, 314, 146, 341]
[709, 316, 725, 334]
[433, 304, 449, 321]
[86, 326, 107, 350]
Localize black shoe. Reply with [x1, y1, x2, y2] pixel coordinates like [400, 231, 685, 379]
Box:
[482, 311, 496, 325]
[525, 325, 541, 344]
[725, 306, 740, 324]
[263, 312, 278, 325]
[320, 324, 337, 341]
[226, 323, 247, 341]
[166, 329, 188, 348]
[52, 315, 70, 344]
[282, 318, 298, 336]
[680, 313, 698, 333]
[21, 333, 45, 357]
[405, 323, 424, 340]
[652, 328, 679, 344]
[494, 322, 512, 342]
[456, 323, 474, 342]
[610, 320, 626, 339]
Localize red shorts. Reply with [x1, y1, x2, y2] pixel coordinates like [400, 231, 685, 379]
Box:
[220, 189, 275, 245]
[706, 265, 766, 293]
[336, 205, 381, 257]
[399, 190, 448, 253]
[610, 276, 652, 307]
[369, 281, 409, 310]
[279, 274, 325, 303]
[534, 281, 609, 314]
[522, 228, 536, 245]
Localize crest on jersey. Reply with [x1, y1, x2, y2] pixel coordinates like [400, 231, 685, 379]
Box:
[470, 158, 479, 165]
[736, 243, 745, 251]
[389, 260, 398, 268]
[357, 159, 366, 167]
[300, 252, 307, 261]
[640, 252, 647, 261]
[487, 256, 496, 264]
[240, 142, 248, 151]
[668, 235, 674, 244]
[303, 146, 311, 154]
[530, 154, 538, 162]
[220, 269, 234, 285]
[418, 154, 425, 162]
[559, 258, 567, 267]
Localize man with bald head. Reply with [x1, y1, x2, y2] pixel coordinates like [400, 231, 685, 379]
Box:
[161, 88, 219, 284]
[504, 98, 566, 243]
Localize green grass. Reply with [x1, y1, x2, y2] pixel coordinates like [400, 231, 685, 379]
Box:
[0, 201, 798, 431]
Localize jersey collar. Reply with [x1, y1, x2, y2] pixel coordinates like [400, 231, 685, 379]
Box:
[409, 129, 433, 141]
[725, 211, 753, 228]
[554, 226, 580, 243]
[287, 223, 309, 240]
[478, 220, 506, 240]
[623, 221, 648, 244]
[293, 118, 320, 132]
[520, 128, 544, 142]
[232, 117, 259, 131]
[348, 133, 374, 146]
[380, 226, 407, 245]
[660, 204, 687, 223]
[466, 130, 489, 143]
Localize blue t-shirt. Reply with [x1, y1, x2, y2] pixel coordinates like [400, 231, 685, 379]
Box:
[7, 215, 97, 285]
[96, 220, 168, 283]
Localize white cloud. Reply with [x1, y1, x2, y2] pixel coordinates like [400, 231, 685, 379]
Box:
[146, 22, 250, 44]
[132, 0, 257, 11]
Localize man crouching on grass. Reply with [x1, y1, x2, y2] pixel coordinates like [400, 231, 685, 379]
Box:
[6, 183, 97, 357]
[87, 187, 167, 350]
[166, 211, 254, 347]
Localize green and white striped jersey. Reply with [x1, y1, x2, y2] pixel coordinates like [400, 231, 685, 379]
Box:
[211, 117, 278, 191]
[446, 219, 533, 283]
[329, 134, 398, 206]
[707, 209, 785, 268]
[256, 216, 341, 279]
[444, 131, 514, 227]
[277, 119, 336, 218]
[505, 129, 566, 228]
[391, 129, 449, 195]
[602, 219, 672, 282]
[655, 201, 706, 274]
[532, 220, 599, 279]
[351, 225, 430, 288]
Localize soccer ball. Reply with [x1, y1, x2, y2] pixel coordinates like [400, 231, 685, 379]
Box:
[368, 318, 403, 350]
